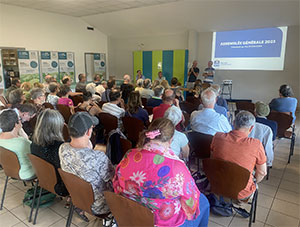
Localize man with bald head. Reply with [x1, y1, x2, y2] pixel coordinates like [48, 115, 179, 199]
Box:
[190, 87, 231, 135]
[152, 89, 179, 120]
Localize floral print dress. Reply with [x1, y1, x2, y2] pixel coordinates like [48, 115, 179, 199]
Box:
[113, 143, 200, 227]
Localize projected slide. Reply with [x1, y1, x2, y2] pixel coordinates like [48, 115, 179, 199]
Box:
[211, 27, 288, 70]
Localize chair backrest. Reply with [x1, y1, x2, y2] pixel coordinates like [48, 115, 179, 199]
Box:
[58, 168, 94, 215]
[71, 95, 83, 106]
[97, 101, 106, 108]
[104, 191, 154, 226]
[141, 98, 148, 107]
[267, 111, 293, 137]
[98, 112, 118, 135]
[144, 106, 153, 115]
[120, 138, 132, 157]
[43, 102, 54, 109]
[182, 111, 190, 129]
[186, 96, 201, 107]
[57, 104, 72, 123]
[203, 158, 250, 199]
[0, 146, 21, 179]
[63, 123, 71, 142]
[28, 154, 57, 194]
[122, 116, 144, 146]
[235, 101, 255, 114]
[187, 131, 213, 159]
[179, 101, 198, 114]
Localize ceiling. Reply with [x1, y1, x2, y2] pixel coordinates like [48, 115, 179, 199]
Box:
[0, 0, 182, 17]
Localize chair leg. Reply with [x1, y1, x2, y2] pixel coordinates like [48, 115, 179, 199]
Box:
[266, 166, 270, 180]
[33, 186, 43, 225]
[66, 203, 74, 227]
[253, 191, 258, 223]
[248, 190, 258, 227]
[29, 180, 39, 222]
[23, 181, 27, 187]
[0, 176, 9, 210]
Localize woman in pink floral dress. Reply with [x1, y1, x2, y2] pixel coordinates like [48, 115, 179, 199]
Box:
[113, 118, 210, 226]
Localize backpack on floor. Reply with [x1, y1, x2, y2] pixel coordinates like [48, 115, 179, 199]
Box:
[23, 186, 56, 208]
[206, 193, 233, 217]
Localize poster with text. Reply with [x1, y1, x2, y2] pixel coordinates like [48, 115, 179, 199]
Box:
[40, 51, 59, 81]
[58, 52, 75, 83]
[0, 49, 4, 89]
[18, 50, 40, 84]
[94, 53, 106, 77]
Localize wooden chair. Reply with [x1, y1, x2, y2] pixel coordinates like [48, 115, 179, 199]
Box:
[236, 101, 255, 114]
[182, 111, 190, 130]
[57, 104, 72, 123]
[267, 111, 295, 163]
[97, 101, 106, 108]
[203, 158, 258, 227]
[43, 102, 54, 109]
[63, 123, 71, 142]
[120, 138, 132, 158]
[144, 106, 153, 115]
[141, 98, 147, 107]
[122, 116, 144, 147]
[104, 191, 154, 227]
[70, 95, 83, 106]
[187, 131, 213, 171]
[98, 112, 118, 136]
[179, 101, 198, 114]
[186, 96, 201, 107]
[0, 147, 35, 212]
[27, 154, 66, 224]
[58, 169, 109, 227]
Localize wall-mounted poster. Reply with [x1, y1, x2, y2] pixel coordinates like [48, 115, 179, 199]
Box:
[58, 52, 75, 83]
[18, 50, 40, 84]
[94, 53, 106, 77]
[0, 49, 4, 89]
[40, 51, 59, 81]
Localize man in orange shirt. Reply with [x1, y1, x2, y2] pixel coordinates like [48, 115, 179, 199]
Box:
[211, 111, 267, 200]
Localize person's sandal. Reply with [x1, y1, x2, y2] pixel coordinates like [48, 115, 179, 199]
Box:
[74, 207, 89, 222]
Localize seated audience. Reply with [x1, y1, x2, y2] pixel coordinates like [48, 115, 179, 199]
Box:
[46, 82, 60, 108]
[102, 90, 125, 127]
[113, 118, 209, 227]
[31, 109, 68, 196]
[160, 79, 170, 90]
[164, 106, 189, 159]
[101, 79, 115, 102]
[33, 82, 44, 89]
[75, 73, 87, 92]
[135, 78, 144, 93]
[5, 78, 21, 100]
[157, 71, 166, 82]
[255, 101, 277, 140]
[43, 74, 55, 93]
[8, 88, 25, 107]
[30, 88, 46, 113]
[140, 78, 154, 99]
[62, 76, 72, 87]
[152, 79, 160, 89]
[77, 91, 102, 116]
[269, 84, 297, 122]
[0, 109, 35, 180]
[147, 85, 164, 107]
[153, 89, 179, 120]
[190, 87, 231, 135]
[0, 89, 9, 109]
[86, 83, 101, 103]
[120, 74, 134, 104]
[95, 81, 107, 98]
[125, 91, 149, 126]
[93, 74, 102, 86]
[211, 111, 267, 199]
[58, 85, 75, 114]
[211, 84, 228, 111]
[20, 82, 32, 102]
[59, 112, 114, 218]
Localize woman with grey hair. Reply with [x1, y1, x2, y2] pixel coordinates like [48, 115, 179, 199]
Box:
[86, 82, 101, 103]
[30, 109, 68, 196]
[140, 78, 154, 99]
[135, 78, 144, 93]
[164, 105, 189, 159]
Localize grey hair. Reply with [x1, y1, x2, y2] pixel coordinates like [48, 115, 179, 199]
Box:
[201, 87, 216, 106]
[32, 109, 64, 146]
[30, 88, 44, 100]
[234, 110, 255, 129]
[211, 84, 221, 95]
[153, 85, 164, 97]
[136, 79, 144, 87]
[164, 105, 182, 126]
[123, 74, 131, 82]
[86, 83, 96, 94]
[143, 79, 152, 89]
[8, 88, 23, 105]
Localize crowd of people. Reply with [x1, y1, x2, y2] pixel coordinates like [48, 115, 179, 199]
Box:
[0, 68, 297, 226]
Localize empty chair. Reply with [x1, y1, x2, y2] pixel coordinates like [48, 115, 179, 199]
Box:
[122, 116, 144, 147]
[203, 158, 258, 227]
[57, 104, 72, 123]
[104, 191, 154, 227]
[98, 112, 118, 136]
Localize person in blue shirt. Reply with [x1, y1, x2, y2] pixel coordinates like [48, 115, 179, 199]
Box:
[269, 84, 298, 122]
[135, 70, 145, 81]
[147, 86, 164, 108]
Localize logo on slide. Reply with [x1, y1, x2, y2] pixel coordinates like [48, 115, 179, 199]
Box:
[214, 60, 220, 67]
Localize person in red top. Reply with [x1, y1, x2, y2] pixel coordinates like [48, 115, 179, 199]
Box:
[153, 89, 179, 120]
[211, 111, 267, 200]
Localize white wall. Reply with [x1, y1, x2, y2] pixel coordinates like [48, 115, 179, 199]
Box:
[108, 32, 188, 79]
[197, 26, 299, 106]
[0, 4, 108, 80]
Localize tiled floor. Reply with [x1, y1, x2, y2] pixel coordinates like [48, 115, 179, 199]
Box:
[0, 123, 299, 227]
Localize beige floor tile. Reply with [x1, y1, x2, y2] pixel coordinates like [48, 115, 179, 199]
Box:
[276, 188, 300, 204]
[49, 218, 76, 227]
[10, 204, 47, 222]
[255, 205, 270, 223]
[208, 220, 225, 227]
[0, 212, 22, 227]
[209, 213, 234, 227]
[3, 191, 26, 210]
[11, 222, 29, 227]
[282, 172, 300, 184]
[26, 208, 62, 227]
[279, 180, 300, 194]
[9, 181, 33, 192]
[229, 215, 264, 227]
[49, 198, 70, 218]
[261, 176, 282, 188]
[0, 206, 8, 215]
[86, 218, 104, 227]
[70, 212, 96, 227]
[271, 198, 300, 219]
[259, 184, 278, 198]
[257, 194, 274, 209]
[0, 183, 23, 198]
[266, 210, 299, 227]
[269, 168, 285, 178]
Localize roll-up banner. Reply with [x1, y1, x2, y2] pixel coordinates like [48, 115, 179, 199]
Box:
[18, 50, 40, 84]
[58, 52, 75, 83]
[0, 50, 4, 89]
[40, 51, 59, 81]
[94, 53, 106, 76]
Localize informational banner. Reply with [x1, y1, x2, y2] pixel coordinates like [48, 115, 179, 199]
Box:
[58, 52, 75, 83]
[40, 51, 59, 81]
[94, 53, 106, 76]
[0, 49, 4, 89]
[18, 50, 40, 84]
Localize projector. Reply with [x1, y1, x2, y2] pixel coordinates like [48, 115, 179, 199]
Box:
[222, 80, 232, 85]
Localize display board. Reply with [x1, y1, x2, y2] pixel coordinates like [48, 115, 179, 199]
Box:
[0, 50, 4, 89]
[58, 52, 75, 83]
[94, 53, 106, 76]
[133, 50, 188, 85]
[18, 50, 40, 84]
[40, 51, 59, 81]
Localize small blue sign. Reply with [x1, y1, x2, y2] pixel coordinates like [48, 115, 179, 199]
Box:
[41, 51, 51, 60]
[58, 52, 67, 60]
[94, 54, 100, 60]
[100, 61, 105, 67]
[18, 51, 29, 59]
[67, 61, 74, 67]
[51, 61, 58, 68]
[30, 61, 38, 68]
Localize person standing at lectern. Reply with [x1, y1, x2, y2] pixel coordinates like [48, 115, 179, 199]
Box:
[203, 60, 215, 84]
[187, 60, 199, 83]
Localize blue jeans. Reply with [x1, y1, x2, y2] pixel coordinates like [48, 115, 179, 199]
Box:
[180, 193, 210, 227]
